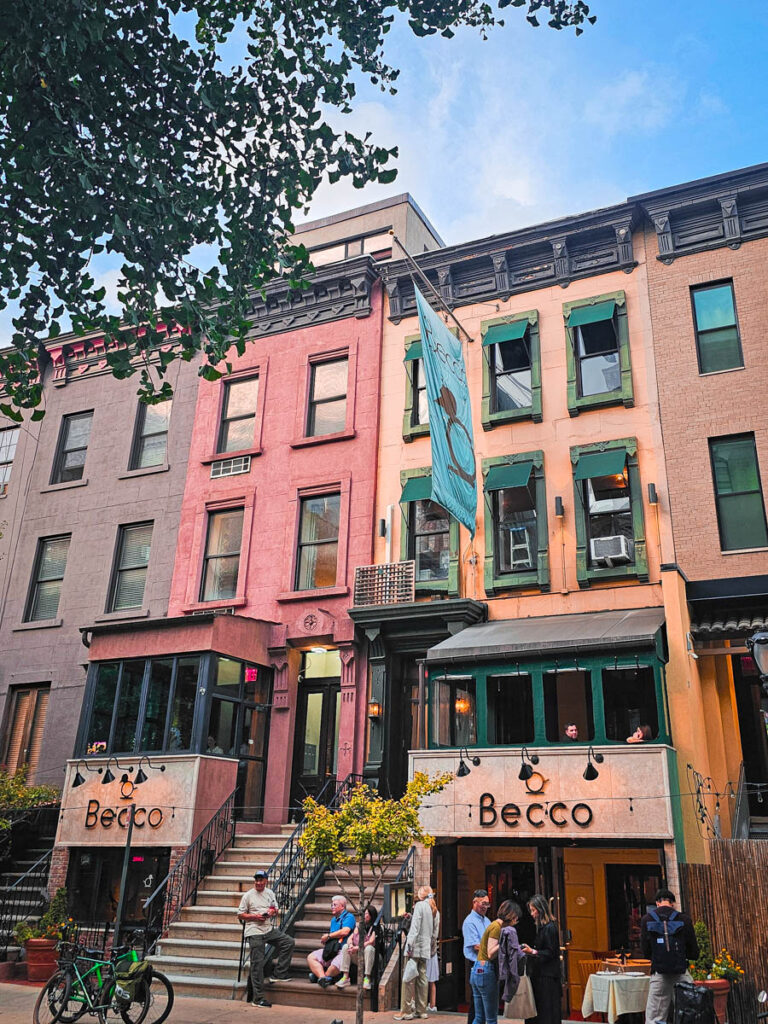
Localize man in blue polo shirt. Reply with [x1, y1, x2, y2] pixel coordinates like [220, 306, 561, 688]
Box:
[307, 894, 356, 988]
[462, 889, 491, 1023]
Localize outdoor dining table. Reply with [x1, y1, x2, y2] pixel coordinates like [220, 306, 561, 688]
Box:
[582, 970, 651, 1024]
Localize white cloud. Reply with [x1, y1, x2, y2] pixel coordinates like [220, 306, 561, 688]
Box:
[583, 70, 679, 136]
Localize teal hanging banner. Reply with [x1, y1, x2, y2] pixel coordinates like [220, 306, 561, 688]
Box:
[414, 285, 477, 536]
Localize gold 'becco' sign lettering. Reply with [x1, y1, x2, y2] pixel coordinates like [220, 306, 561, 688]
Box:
[84, 799, 164, 830]
[479, 792, 593, 829]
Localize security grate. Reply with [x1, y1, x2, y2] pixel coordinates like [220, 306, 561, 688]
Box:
[210, 455, 251, 479]
[353, 561, 415, 606]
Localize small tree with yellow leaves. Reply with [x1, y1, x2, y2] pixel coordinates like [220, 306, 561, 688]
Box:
[299, 771, 452, 1023]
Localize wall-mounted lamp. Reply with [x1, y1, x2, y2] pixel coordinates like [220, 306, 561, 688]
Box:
[378, 519, 387, 538]
[457, 746, 481, 778]
[518, 746, 539, 781]
[367, 700, 383, 720]
[135, 755, 167, 786]
[583, 746, 604, 781]
[71, 759, 99, 789]
[648, 482, 658, 505]
[555, 496, 564, 518]
[101, 756, 132, 785]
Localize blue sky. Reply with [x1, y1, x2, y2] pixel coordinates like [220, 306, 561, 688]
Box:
[302, 0, 768, 244]
[3, 1, 767, 337]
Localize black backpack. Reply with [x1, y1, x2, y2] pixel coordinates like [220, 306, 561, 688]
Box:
[646, 909, 688, 974]
[675, 981, 717, 1024]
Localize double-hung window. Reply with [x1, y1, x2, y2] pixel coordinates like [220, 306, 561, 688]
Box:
[572, 440, 648, 586]
[218, 377, 259, 453]
[709, 434, 768, 551]
[200, 508, 244, 601]
[295, 494, 340, 590]
[403, 340, 430, 441]
[691, 282, 743, 374]
[0, 426, 19, 495]
[565, 293, 632, 415]
[483, 454, 548, 594]
[307, 358, 347, 437]
[131, 400, 171, 469]
[481, 314, 541, 428]
[51, 412, 93, 484]
[399, 473, 458, 593]
[109, 523, 153, 611]
[25, 535, 71, 621]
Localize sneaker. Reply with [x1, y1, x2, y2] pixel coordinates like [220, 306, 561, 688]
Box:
[308, 973, 319, 984]
[363, 976, 371, 990]
[336, 975, 351, 989]
[394, 1015, 415, 1021]
[251, 998, 272, 1007]
[264, 977, 278, 985]
[318, 976, 335, 988]
[428, 1007, 437, 1013]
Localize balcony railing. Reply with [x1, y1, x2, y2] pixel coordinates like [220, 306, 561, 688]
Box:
[354, 561, 415, 606]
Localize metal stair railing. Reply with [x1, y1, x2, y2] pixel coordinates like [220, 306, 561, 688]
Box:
[142, 786, 236, 951]
[237, 772, 364, 988]
[0, 847, 53, 959]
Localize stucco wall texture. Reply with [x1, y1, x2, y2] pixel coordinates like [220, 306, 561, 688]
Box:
[643, 226, 768, 581]
[0, 355, 199, 787]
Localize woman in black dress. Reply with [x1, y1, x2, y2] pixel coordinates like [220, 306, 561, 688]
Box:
[520, 894, 561, 1024]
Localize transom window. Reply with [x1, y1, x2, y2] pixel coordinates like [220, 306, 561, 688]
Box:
[295, 493, 340, 590]
[131, 400, 171, 470]
[201, 508, 244, 601]
[691, 282, 742, 374]
[709, 434, 768, 551]
[0, 426, 19, 495]
[25, 535, 71, 622]
[52, 411, 93, 484]
[218, 377, 259, 454]
[307, 358, 347, 436]
[109, 523, 153, 611]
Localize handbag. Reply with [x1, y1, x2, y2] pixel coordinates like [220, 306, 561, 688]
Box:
[403, 958, 419, 984]
[323, 937, 342, 961]
[504, 962, 536, 1020]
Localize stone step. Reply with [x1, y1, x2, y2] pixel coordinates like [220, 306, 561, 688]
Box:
[209, 861, 281, 877]
[149, 955, 242, 980]
[167, 921, 244, 942]
[157, 975, 245, 1001]
[194, 890, 243, 907]
[157, 969, 369, 1009]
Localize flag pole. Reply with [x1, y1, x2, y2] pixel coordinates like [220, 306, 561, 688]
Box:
[389, 232, 474, 344]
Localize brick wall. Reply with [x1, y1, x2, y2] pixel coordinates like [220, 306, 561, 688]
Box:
[644, 226, 768, 580]
[48, 845, 70, 896]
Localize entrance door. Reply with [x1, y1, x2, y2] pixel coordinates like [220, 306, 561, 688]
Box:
[291, 681, 341, 810]
[485, 862, 537, 946]
[732, 654, 768, 817]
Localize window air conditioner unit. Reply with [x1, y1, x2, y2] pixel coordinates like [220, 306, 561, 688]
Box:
[590, 534, 633, 566]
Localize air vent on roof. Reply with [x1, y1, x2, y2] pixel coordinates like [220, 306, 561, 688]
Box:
[211, 455, 251, 479]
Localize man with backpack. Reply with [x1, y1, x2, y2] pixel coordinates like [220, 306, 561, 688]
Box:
[641, 888, 700, 1024]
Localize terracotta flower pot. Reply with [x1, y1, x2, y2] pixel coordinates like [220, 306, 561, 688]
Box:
[25, 938, 58, 982]
[695, 978, 730, 1023]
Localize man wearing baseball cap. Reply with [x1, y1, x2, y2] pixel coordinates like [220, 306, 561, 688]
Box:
[237, 869, 295, 1007]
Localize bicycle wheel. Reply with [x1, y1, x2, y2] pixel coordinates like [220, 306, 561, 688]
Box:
[33, 971, 72, 1024]
[125, 971, 173, 1024]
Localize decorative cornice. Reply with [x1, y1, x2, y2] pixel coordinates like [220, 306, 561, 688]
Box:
[632, 162, 768, 263]
[247, 255, 379, 338]
[380, 203, 638, 322]
[43, 332, 176, 388]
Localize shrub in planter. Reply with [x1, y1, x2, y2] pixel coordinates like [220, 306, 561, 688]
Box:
[14, 888, 70, 982]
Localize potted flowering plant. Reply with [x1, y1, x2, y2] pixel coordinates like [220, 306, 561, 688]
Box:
[14, 887, 71, 981]
[689, 921, 744, 1022]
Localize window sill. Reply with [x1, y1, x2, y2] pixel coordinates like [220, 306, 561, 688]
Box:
[698, 365, 744, 378]
[276, 585, 349, 602]
[486, 574, 548, 595]
[201, 447, 262, 465]
[577, 565, 647, 588]
[482, 408, 536, 431]
[721, 546, 768, 555]
[94, 608, 150, 623]
[182, 597, 247, 612]
[40, 478, 88, 493]
[117, 464, 170, 480]
[568, 391, 633, 417]
[13, 618, 63, 632]
[290, 429, 356, 449]
[403, 424, 430, 443]
[415, 580, 454, 596]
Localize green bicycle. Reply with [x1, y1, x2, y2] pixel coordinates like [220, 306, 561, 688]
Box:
[33, 939, 174, 1024]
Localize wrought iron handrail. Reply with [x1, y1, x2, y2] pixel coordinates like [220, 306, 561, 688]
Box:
[143, 787, 236, 949]
[0, 847, 53, 959]
[237, 772, 364, 986]
[732, 761, 750, 839]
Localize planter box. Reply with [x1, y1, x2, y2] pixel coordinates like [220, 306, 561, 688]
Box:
[25, 938, 58, 982]
[694, 978, 730, 1023]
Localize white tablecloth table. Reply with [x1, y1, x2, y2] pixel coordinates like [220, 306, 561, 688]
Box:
[582, 972, 651, 1024]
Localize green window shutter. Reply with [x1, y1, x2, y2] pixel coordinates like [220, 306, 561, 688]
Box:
[482, 320, 529, 347]
[400, 476, 432, 503]
[484, 461, 533, 492]
[568, 300, 616, 328]
[404, 342, 423, 362]
[574, 449, 627, 481]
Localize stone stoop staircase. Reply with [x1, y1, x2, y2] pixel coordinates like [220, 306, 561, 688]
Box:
[150, 824, 408, 1011]
[0, 832, 57, 964]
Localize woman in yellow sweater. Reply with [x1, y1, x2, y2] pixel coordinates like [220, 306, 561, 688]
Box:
[470, 900, 521, 1024]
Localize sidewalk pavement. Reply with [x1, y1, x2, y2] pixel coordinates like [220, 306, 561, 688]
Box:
[0, 983, 464, 1023]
